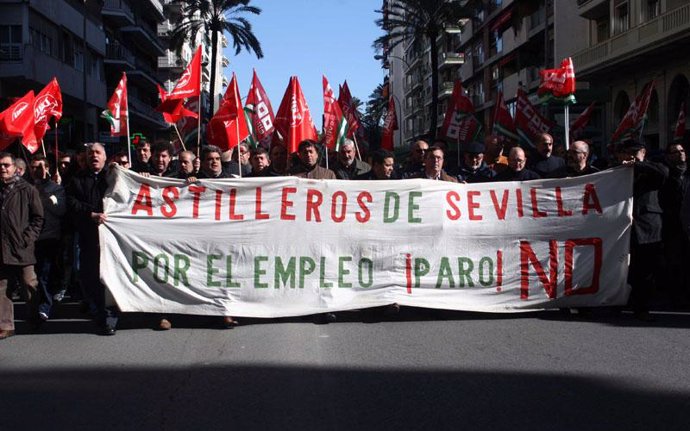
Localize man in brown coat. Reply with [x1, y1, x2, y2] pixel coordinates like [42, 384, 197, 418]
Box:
[414, 146, 458, 182]
[291, 140, 336, 179]
[0, 152, 44, 339]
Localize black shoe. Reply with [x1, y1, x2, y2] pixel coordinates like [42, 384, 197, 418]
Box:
[101, 325, 117, 336]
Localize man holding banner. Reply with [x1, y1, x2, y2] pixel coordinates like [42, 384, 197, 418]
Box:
[66, 143, 119, 335]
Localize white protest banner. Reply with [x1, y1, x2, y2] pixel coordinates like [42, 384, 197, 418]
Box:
[100, 166, 633, 317]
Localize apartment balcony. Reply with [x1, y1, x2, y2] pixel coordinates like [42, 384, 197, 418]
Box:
[102, 0, 135, 26]
[576, 0, 609, 20]
[121, 22, 166, 56]
[221, 56, 230, 68]
[157, 20, 173, 37]
[439, 51, 465, 69]
[129, 95, 167, 129]
[572, 3, 690, 75]
[105, 43, 135, 68]
[141, 0, 165, 21]
[221, 35, 229, 48]
[129, 58, 163, 89]
[158, 51, 183, 70]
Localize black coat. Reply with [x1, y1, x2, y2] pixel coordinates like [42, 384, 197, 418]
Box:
[34, 179, 66, 241]
[631, 160, 669, 245]
[0, 177, 44, 266]
[66, 166, 111, 242]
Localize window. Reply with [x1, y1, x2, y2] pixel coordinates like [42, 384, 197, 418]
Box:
[614, 0, 629, 34]
[595, 16, 610, 43]
[0, 25, 22, 61]
[30, 27, 52, 56]
[74, 46, 84, 71]
[644, 0, 660, 21]
[473, 42, 484, 65]
[490, 31, 503, 57]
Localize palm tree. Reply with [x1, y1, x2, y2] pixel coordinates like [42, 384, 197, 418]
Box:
[374, 0, 470, 140]
[170, 0, 263, 118]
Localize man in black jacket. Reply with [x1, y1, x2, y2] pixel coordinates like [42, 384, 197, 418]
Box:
[66, 143, 118, 335]
[615, 139, 669, 320]
[30, 155, 66, 322]
[0, 152, 44, 339]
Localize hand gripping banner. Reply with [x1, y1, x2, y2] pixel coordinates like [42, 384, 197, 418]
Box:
[100, 167, 633, 317]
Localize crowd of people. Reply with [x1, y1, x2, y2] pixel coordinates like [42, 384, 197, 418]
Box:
[1, 132, 689, 339]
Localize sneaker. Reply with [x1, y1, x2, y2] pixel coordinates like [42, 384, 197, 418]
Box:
[53, 290, 66, 303]
[38, 311, 49, 321]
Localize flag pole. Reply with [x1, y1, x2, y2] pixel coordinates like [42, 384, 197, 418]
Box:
[353, 135, 362, 161]
[196, 49, 202, 159]
[564, 104, 570, 151]
[173, 124, 187, 151]
[124, 73, 132, 165]
[236, 124, 242, 178]
[457, 135, 460, 171]
[41, 139, 47, 158]
[54, 118, 59, 170]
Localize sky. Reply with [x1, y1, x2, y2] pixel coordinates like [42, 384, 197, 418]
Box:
[221, 0, 386, 129]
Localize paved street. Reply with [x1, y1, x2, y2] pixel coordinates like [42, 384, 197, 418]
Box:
[1, 303, 689, 431]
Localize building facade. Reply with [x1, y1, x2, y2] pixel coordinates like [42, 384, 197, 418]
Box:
[571, 0, 690, 150]
[0, 0, 228, 151]
[383, 0, 690, 153]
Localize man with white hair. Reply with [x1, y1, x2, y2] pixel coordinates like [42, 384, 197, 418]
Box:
[566, 140, 599, 177]
[333, 139, 370, 180]
[66, 143, 119, 335]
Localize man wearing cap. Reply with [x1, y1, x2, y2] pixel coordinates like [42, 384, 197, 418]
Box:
[615, 139, 668, 320]
[457, 141, 496, 183]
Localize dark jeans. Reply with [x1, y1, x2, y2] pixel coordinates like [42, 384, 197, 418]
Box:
[628, 242, 663, 313]
[36, 239, 60, 317]
[79, 234, 118, 328]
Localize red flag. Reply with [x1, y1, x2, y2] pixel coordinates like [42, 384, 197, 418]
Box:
[0, 111, 17, 151]
[381, 96, 397, 151]
[156, 84, 198, 124]
[244, 69, 275, 143]
[611, 81, 655, 143]
[322, 75, 348, 150]
[440, 80, 478, 142]
[338, 81, 362, 139]
[273, 76, 318, 154]
[33, 78, 63, 142]
[206, 73, 249, 151]
[538, 57, 576, 104]
[0, 90, 38, 153]
[101, 73, 128, 137]
[674, 102, 685, 142]
[514, 88, 555, 147]
[492, 91, 518, 141]
[569, 102, 596, 139]
[164, 46, 202, 102]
